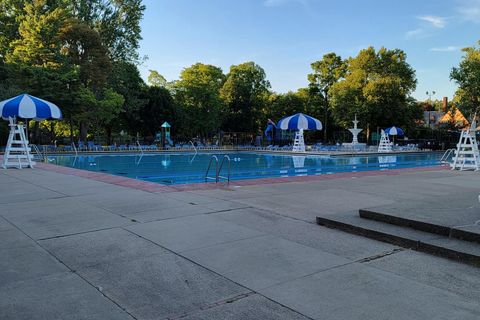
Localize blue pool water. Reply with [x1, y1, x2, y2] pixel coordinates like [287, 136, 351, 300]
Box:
[48, 152, 442, 185]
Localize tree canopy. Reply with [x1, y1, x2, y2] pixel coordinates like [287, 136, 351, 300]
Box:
[220, 62, 271, 133]
[174, 63, 225, 138]
[450, 42, 480, 120]
[329, 47, 417, 139]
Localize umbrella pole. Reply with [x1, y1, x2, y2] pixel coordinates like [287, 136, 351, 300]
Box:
[25, 119, 29, 144]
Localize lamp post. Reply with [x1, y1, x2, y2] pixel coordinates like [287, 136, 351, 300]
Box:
[426, 90, 436, 102]
[426, 91, 436, 128]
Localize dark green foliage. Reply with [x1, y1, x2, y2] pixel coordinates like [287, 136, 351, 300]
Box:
[141, 86, 176, 137]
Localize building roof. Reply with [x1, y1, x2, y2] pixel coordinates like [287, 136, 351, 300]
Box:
[439, 109, 469, 128]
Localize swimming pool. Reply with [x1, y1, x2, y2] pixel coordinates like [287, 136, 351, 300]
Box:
[48, 152, 442, 185]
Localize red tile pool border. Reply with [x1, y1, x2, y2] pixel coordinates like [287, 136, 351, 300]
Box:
[35, 161, 449, 193]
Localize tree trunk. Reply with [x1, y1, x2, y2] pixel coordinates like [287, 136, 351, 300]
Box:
[69, 118, 74, 144]
[106, 126, 112, 145]
[80, 122, 88, 142]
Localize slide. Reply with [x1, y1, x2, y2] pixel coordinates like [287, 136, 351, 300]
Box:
[265, 124, 273, 142]
[166, 136, 173, 146]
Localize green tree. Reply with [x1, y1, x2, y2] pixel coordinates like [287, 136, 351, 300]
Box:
[6, 0, 69, 67]
[308, 53, 346, 140]
[61, 19, 111, 88]
[0, 0, 24, 61]
[267, 90, 309, 122]
[174, 63, 225, 138]
[220, 62, 271, 133]
[329, 47, 417, 140]
[70, 0, 145, 61]
[108, 61, 146, 134]
[450, 42, 480, 119]
[141, 86, 176, 137]
[148, 70, 167, 87]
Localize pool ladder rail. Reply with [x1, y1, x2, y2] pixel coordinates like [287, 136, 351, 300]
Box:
[205, 155, 231, 183]
[440, 148, 455, 164]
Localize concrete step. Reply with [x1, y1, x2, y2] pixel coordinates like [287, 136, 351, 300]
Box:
[316, 212, 480, 267]
[359, 209, 480, 244]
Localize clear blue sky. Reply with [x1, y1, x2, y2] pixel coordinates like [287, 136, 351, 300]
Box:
[138, 0, 480, 101]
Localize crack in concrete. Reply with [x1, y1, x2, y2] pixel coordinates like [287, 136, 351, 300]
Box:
[357, 248, 405, 263]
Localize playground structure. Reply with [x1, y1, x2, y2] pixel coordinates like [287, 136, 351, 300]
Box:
[156, 122, 173, 148]
[264, 119, 276, 143]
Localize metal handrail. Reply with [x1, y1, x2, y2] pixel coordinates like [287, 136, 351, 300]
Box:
[440, 148, 455, 162]
[71, 142, 78, 157]
[136, 140, 144, 156]
[205, 155, 219, 182]
[30, 144, 44, 161]
[217, 155, 231, 183]
[189, 140, 198, 154]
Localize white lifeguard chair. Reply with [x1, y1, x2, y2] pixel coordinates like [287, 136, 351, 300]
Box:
[378, 130, 393, 152]
[451, 117, 479, 171]
[292, 129, 306, 152]
[2, 117, 34, 169]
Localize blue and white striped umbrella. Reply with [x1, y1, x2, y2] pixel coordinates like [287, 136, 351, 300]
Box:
[277, 113, 322, 130]
[0, 94, 62, 120]
[385, 126, 404, 136]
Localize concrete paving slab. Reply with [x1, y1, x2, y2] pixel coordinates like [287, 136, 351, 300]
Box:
[127, 214, 265, 252]
[212, 208, 396, 261]
[0, 244, 67, 287]
[365, 250, 480, 302]
[42, 181, 129, 196]
[73, 190, 184, 214]
[183, 235, 350, 291]
[203, 200, 252, 212]
[0, 229, 35, 250]
[0, 272, 133, 320]
[117, 203, 215, 222]
[2, 200, 132, 239]
[363, 191, 480, 229]
[260, 263, 480, 320]
[0, 189, 65, 204]
[164, 191, 221, 204]
[78, 253, 249, 320]
[191, 186, 284, 201]
[232, 188, 394, 221]
[340, 179, 471, 201]
[430, 173, 480, 189]
[0, 217, 13, 231]
[0, 182, 50, 195]
[181, 294, 310, 320]
[41, 228, 170, 269]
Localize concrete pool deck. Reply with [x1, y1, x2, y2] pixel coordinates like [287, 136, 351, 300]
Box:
[1, 164, 480, 319]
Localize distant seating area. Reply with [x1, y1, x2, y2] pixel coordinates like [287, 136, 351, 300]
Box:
[21, 140, 418, 154]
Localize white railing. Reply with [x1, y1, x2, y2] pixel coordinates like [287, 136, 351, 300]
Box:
[189, 140, 198, 154]
[440, 148, 455, 163]
[30, 144, 44, 161]
[72, 142, 78, 156]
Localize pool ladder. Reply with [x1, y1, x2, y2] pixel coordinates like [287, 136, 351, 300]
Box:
[440, 148, 455, 163]
[205, 155, 231, 183]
